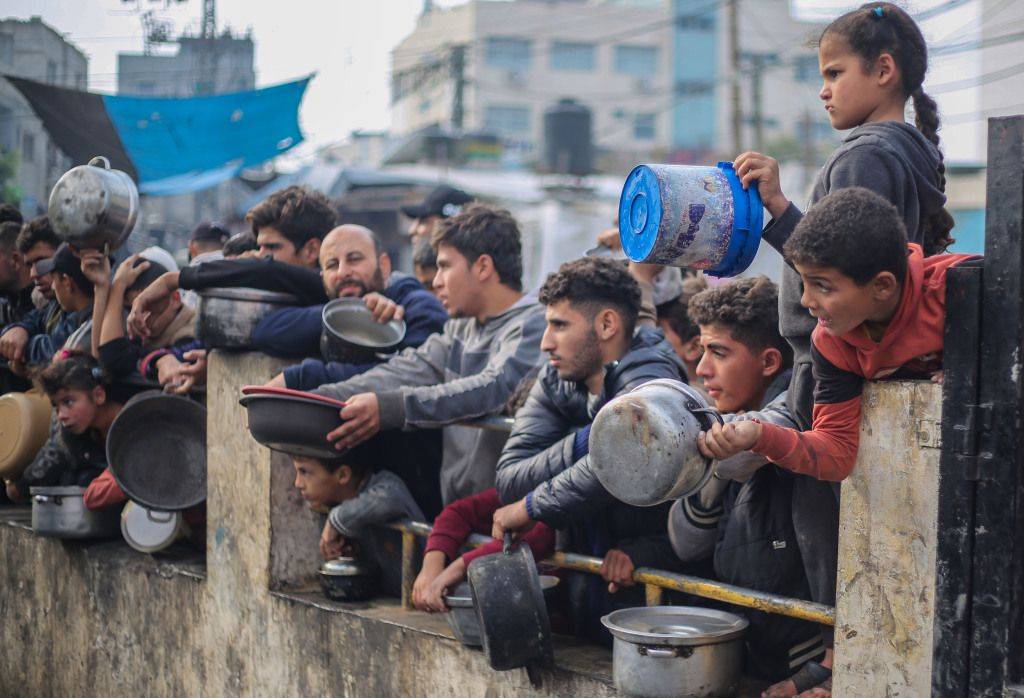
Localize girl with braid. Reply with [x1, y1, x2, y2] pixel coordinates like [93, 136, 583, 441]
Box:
[729, 4, 953, 697]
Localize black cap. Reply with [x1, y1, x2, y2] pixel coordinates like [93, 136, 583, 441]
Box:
[34, 243, 91, 292]
[190, 221, 230, 244]
[401, 185, 473, 219]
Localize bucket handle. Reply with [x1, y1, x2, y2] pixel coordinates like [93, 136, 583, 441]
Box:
[87, 156, 111, 170]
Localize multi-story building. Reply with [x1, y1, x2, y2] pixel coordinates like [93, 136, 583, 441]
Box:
[390, 0, 826, 170]
[0, 16, 88, 214]
[117, 32, 256, 255]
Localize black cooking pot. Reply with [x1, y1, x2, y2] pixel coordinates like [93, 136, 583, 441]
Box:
[239, 386, 346, 460]
[106, 392, 207, 510]
[319, 557, 379, 602]
[320, 298, 406, 363]
[467, 533, 553, 686]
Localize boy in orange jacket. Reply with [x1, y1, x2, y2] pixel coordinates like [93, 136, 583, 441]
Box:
[700, 186, 977, 479]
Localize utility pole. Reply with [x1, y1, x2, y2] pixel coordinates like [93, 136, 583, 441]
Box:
[450, 44, 466, 131]
[800, 109, 815, 194]
[728, 0, 742, 154]
[750, 54, 764, 151]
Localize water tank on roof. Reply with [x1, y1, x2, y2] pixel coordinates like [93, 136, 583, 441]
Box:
[543, 99, 593, 176]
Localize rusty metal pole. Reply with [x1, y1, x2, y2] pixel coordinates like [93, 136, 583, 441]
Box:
[401, 530, 417, 610]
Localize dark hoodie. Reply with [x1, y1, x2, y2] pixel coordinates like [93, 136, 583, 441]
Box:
[761, 120, 948, 429]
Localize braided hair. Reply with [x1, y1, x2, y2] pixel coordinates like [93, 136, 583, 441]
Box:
[823, 2, 955, 254]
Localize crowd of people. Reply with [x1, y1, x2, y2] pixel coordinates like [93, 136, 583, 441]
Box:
[0, 4, 981, 696]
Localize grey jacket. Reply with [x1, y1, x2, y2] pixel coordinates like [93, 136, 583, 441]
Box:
[328, 469, 425, 537]
[668, 371, 796, 562]
[495, 326, 687, 528]
[763, 121, 947, 428]
[315, 294, 546, 504]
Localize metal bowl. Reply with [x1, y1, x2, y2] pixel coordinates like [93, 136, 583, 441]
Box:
[239, 386, 346, 460]
[106, 392, 207, 510]
[320, 297, 406, 363]
[443, 575, 559, 647]
[197, 287, 299, 348]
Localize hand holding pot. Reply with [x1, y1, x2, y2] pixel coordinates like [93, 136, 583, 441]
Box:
[422, 557, 467, 613]
[79, 249, 112, 289]
[363, 292, 404, 323]
[127, 271, 178, 340]
[734, 151, 788, 219]
[326, 393, 380, 451]
[698, 420, 762, 461]
[412, 549, 447, 611]
[491, 497, 535, 541]
[320, 520, 349, 560]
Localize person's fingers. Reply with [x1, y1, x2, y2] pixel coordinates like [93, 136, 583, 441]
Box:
[393, 304, 404, 322]
[608, 582, 619, 594]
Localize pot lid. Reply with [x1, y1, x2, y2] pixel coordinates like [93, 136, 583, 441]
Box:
[601, 606, 748, 647]
[321, 298, 406, 349]
[241, 385, 347, 410]
[30, 486, 87, 496]
[120, 501, 182, 553]
[320, 557, 376, 577]
[198, 286, 298, 304]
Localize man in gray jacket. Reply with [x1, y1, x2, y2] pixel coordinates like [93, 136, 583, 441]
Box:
[314, 204, 545, 505]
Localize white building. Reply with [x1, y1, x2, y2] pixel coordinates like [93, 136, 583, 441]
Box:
[390, 0, 826, 170]
[0, 16, 88, 214]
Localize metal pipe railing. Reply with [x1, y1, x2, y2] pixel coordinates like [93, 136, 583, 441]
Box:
[389, 520, 835, 627]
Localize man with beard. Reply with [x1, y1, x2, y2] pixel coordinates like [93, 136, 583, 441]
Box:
[490, 257, 702, 641]
[258, 224, 447, 388]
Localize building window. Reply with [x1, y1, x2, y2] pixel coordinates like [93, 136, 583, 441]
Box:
[0, 35, 13, 66]
[793, 55, 819, 83]
[22, 132, 35, 162]
[485, 37, 532, 70]
[483, 105, 531, 136]
[614, 45, 659, 77]
[550, 41, 595, 71]
[634, 113, 656, 140]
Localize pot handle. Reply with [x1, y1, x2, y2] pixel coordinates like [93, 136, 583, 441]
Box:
[33, 494, 62, 505]
[146, 509, 175, 524]
[88, 155, 111, 170]
[639, 646, 694, 659]
[503, 531, 514, 555]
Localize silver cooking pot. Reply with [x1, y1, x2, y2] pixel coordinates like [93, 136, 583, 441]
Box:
[31, 486, 121, 539]
[589, 379, 722, 507]
[197, 287, 299, 348]
[320, 297, 406, 363]
[601, 606, 748, 698]
[48, 156, 139, 251]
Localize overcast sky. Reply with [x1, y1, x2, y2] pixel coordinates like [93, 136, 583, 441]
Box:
[2, 0, 997, 163]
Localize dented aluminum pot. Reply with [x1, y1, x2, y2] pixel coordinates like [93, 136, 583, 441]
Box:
[48, 156, 139, 251]
[588, 379, 721, 507]
[197, 287, 298, 348]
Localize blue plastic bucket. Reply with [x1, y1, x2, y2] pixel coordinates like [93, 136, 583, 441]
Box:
[618, 162, 763, 277]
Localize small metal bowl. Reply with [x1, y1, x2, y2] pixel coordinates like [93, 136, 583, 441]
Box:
[319, 557, 379, 602]
[320, 297, 406, 363]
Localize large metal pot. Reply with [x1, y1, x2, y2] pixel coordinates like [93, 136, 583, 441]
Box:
[48, 156, 139, 251]
[589, 379, 722, 507]
[0, 391, 52, 480]
[320, 297, 406, 363]
[444, 575, 559, 648]
[197, 287, 299, 348]
[31, 486, 121, 539]
[601, 606, 748, 698]
[239, 386, 345, 460]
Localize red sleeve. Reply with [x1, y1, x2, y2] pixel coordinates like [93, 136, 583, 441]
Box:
[753, 396, 862, 481]
[82, 468, 128, 511]
[462, 522, 556, 567]
[423, 488, 501, 562]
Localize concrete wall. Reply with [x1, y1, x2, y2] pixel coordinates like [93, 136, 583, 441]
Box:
[0, 351, 619, 697]
[833, 381, 943, 698]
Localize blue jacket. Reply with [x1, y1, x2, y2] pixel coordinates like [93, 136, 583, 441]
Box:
[249, 272, 447, 390]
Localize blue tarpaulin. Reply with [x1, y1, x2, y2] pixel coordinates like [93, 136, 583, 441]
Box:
[102, 77, 309, 195]
[5, 74, 310, 197]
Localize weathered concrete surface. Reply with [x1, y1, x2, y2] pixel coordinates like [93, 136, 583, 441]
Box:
[833, 381, 942, 698]
[0, 351, 621, 697]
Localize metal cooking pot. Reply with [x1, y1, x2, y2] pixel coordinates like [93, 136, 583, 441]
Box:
[31, 486, 121, 539]
[0, 391, 52, 479]
[320, 297, 406, 363]
[589, 379, 722, 507]
[319, 557, 379, 602]
[239, 386, 346, 460]
[197, 287, 299, 348]
[467, 533, 553, 686]
[48, 156, 139, 251]
[601, 606, 748, 698]
[120, 501, 187, 554]
[106, 392, 207, 510]
[444, 575, 559, 648]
